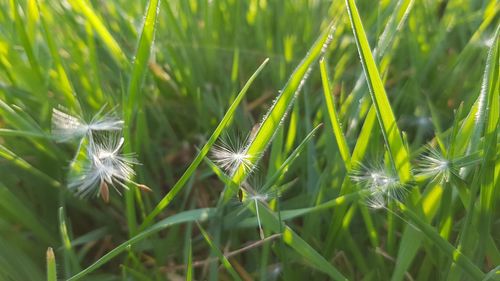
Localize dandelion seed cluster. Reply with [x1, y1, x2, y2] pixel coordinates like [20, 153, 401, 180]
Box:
[350, 163, 407, 209]
[52, 108, 149, 202]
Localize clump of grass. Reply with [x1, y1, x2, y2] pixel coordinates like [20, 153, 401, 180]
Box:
[0, 0, 498, 280]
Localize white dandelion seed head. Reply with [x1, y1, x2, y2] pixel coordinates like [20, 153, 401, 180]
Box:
[69, 134, 138, 199]
[51, 107, 124, 142]
[416, 146, 452, 183]
[351, 162, 407, 209]
[211, 134, 256, 175]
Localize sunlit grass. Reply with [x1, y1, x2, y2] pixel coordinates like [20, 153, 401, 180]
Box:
[0, 0, 498, 280]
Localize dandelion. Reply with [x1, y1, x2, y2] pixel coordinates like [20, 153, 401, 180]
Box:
[350, 163, 407, 209]
[68, 134, 151, 202]
[415, 146, 452, 183]
[211, 134, 256, 175]
[51, 108, 123, 142]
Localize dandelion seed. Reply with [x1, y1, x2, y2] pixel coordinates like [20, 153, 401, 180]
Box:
[68, 134, 147, 201]
[240, 179, 287, 240]
[416, 146, 452, 183]
[351, 163, 407, 209]
[51, 108, 123, 142]
[211, 134, 255, 175]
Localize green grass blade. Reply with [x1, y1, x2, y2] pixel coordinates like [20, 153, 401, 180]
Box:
[197, 223, 243, 281]
[46, 247, 57, 281]
[58, 207, 80, 278]
[141, 59, 269, 229]
[345, 0, 411, 183]
[476, 23, 499, 263]
[122, 0, 161, 236]
[67, 208, 215, 280]
[124, 0, 160, 125]
[186, 239, 193, 281]
[320, 58, 351, 167]
[447, 26, 499, 281]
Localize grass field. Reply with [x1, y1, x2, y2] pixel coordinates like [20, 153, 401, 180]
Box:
[0, 0, 499, 280]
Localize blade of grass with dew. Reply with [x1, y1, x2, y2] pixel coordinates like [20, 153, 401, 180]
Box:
[447, 24, 500, 281]
[67, 208, 215, 280]
[222, 23, 336, 202]
[140, 59, 269, 229]
[46, 248, 56, 281]
[122, 0, 160, 235]
[473, 25, 499, 261]
[66, 0, 128, 67]
[196, 223, 243, 281]
[345, 0, 411, 183]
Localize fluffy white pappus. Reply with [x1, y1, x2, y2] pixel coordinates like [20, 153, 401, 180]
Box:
[416, 146, 452, 184]
[51, 108, 124, 142]
[211, 134, 256, 176]
[69, 135, 138, 199]
[350, 163, 407, 209]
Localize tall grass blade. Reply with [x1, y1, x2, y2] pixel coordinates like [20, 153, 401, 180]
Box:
[344, 0, 411, 183]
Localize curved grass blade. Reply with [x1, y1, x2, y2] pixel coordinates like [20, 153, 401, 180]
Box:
[345, 0, 411, 183]
[67, 208, 215, 280]
[140, 59, 269, 229]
